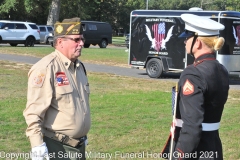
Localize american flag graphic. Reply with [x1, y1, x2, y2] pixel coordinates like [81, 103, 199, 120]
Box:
[236, 25, 240, 46]
[56, 72, 69, 86]
[152, 22, 165, 52]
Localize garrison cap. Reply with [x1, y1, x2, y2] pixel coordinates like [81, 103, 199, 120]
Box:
[179, 14, 225, 38]
[54, 17, 82, 36]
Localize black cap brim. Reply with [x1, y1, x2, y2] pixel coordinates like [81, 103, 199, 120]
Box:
[178, 30, 196, 38]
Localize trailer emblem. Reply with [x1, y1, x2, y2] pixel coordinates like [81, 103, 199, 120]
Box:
[233, 25, 240, 46]
[145, 22, 174, 51]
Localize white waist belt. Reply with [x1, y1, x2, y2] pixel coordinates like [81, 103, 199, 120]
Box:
[202, 122, 220, 131]
[174, 119, 220, 131]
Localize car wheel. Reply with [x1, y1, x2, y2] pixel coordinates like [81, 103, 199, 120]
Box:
[25, 37, 35, 47]
[10, 43, 18, 47]
[84, 44, 90, 48]
[146, 58, 163, 78]
[46, 38, 50, 44]
[98, 39, 107, 48]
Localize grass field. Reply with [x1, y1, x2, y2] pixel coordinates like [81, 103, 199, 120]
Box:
[112, 36, 126, 46]
[0, 38, 240, 159]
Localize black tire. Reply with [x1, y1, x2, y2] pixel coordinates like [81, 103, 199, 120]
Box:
[146, 58, 163, 78]
[46, 37, 50, 44]
[84, 44, 90, 48]
[25, 37, 35, 47]
[10, 43, 18, 47]
[98, 39, 107, 48]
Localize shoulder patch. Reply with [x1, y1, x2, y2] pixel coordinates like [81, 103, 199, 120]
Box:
[32, 70, 46, 87]
[182, 79, 194, 95]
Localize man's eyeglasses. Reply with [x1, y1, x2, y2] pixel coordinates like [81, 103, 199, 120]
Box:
[62, 37, 85, 43]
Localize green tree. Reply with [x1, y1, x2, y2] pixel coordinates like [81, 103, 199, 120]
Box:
[0, 0, 52, 24]
[0, 0, 27, 20]
[0, 0, 17, 14]
[0, 0, 240, 31]
[24, 0, 52, 24]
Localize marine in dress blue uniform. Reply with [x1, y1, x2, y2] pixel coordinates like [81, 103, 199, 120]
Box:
[163, 14, 229, 160]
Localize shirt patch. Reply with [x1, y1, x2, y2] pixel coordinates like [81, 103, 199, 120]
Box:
[32, 71, 46, 87]
[56, 72, 69, 86]
[182, 79, 194, 95]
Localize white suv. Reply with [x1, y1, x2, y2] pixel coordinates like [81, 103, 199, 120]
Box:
[38, 25, 54, 44]
[0, 20, 40, 47]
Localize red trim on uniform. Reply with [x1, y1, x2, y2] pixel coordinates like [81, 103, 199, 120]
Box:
[182, 79, 194, 95]
[176, 148, 184, 160]
[161, 134, 171, 156]
[194, 57, 215, 66]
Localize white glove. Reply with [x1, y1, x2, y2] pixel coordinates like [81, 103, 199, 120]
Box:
[31, 142, 49, 160]
[85, 138, 88, 146]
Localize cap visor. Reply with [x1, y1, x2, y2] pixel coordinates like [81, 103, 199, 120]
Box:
[178, 31, 193, 38]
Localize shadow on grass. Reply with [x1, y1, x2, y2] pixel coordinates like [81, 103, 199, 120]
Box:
[137, 72, 181, 79]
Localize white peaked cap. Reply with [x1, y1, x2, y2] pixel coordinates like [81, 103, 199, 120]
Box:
[180, 14, 225, 36]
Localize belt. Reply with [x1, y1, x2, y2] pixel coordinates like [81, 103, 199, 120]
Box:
[43, 128, 87, 147]
[174, 119, 220, 131]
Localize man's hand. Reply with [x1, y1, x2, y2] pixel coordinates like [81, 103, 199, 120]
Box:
[31, 142, 49, 160]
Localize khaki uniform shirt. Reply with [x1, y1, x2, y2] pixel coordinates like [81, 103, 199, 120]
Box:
[23, 50, 91, 148]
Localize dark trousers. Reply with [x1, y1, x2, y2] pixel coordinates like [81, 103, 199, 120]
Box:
[43, 136, 86, 160]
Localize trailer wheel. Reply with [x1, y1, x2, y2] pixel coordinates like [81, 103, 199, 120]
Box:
[146, 58, 163, 78]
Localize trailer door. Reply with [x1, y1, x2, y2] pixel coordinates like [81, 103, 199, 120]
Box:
[129, 15, 189, 70]
[217, 14, 240, 72]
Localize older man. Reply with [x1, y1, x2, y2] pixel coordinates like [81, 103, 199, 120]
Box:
[23, 17, 90, 160]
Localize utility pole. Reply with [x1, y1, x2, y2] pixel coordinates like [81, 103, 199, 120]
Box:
[146, 0, 148, 10]
[224, 0, 226, 10]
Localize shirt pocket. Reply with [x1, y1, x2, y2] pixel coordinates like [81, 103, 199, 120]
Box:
[55, 85, 73, 108]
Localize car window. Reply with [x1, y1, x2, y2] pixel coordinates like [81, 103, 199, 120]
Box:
[40, 27, 46, 32]
[47, 27, 53, 32]
[82, 24, 86, 31]
[0, 22, 7, 29]
[16, 23, 27, 29]
[88, 24, 97, 31]
[29, 24, 38, 30]
[6, 23, 15, 29]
